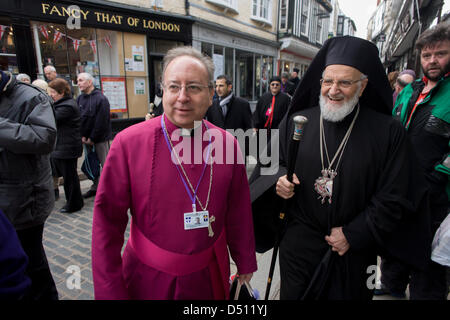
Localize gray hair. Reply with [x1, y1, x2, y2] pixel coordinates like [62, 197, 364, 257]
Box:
[77, 72, 94, 82]
[44, 65, 56, 72]
[17, 73, 31, 82]
[162, 46, 215, 86]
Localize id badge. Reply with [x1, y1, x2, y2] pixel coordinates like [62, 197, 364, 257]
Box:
[184, 210, 209, 230]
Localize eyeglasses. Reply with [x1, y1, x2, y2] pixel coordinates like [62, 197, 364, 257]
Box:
[320, 78, 366, 89]
[270, 83, 280, 87]
[163, 83, 212, 95]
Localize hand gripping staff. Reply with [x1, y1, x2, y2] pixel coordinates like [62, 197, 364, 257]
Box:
[264, 115, 308, 300]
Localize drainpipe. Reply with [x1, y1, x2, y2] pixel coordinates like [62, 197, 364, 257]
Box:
[276, 0, 281, 76]
[185, 0, 190, 16]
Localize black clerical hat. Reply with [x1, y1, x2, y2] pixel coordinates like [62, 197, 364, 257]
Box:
[288, 36, 392, 117]
[269, 76, 281, 84]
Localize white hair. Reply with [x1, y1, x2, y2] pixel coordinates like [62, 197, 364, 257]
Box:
[77, 72, 94, 82]
[17, 73, 31, 82]
[44, 65, 56, 72]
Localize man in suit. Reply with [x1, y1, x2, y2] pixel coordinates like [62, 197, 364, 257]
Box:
[206, 74, 252, 131]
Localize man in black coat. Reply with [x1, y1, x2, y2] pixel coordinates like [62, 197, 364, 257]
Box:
[206, 75, 253, 162]
[290, 67, 300, 89]
[77, 72, 112, 199]
[253, 76, 290, 132]
[206, 74, 252, 131]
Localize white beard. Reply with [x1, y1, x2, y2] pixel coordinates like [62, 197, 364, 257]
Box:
[319, 91, 360, 122]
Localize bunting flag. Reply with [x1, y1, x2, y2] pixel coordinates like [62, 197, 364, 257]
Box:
[104, 36, 112, 49]
[39, 25, 49, 39]
[72, 39, 81, 52]
[89, 40, 97, 54]
[53, 30, 63, 44]
[0, 25, 8, 41]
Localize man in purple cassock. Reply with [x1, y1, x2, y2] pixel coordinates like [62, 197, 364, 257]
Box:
[91, 46, 257, 300]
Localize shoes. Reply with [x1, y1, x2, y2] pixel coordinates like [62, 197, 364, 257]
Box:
[54, 188, 59, 200]
[82, 190, 96, 199]
[373, 286, 406, 298]
[60, 205, 83, 214]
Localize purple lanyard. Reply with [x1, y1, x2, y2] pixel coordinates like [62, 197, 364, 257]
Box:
[161, 114, 212, 209]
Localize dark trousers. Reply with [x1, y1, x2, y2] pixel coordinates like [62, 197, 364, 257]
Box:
[16, 224, 58, 300]
[53, 158, 83, 210]
[85, 141, 110, 192]
[380, 256, 448, 300]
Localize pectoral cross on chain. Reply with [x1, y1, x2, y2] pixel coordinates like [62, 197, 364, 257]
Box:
[208, 215, 215, 237]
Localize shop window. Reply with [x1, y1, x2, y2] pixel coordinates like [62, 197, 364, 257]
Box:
[261, 56, 272, 94]
[213, 45, 224, 80]
[149, 39, 183, 54]
[31, 21, 152, 119]
[255, 55, 262, 99]
[67, 26, 100, 91]
[0, 17, 17, 74]
[32, 22, 70, 79]
[201, 42, 212, 58]
[225, 47, 234, 87]
[97, 29, 124, 77]
[236, 49, 254, 101]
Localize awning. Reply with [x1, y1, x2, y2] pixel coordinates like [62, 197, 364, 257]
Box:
[280, 37, 320, 60]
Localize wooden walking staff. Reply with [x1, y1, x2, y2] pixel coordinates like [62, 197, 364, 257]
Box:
[264, 115, 308, 300]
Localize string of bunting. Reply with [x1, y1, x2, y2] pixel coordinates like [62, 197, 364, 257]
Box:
[37, 24, 112, 53]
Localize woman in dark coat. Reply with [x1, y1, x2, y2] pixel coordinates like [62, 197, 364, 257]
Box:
[48, 78, 84, 213]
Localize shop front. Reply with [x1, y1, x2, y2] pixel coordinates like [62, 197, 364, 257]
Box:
[0, 0, 192, 123]
[192, 21, 278, 110]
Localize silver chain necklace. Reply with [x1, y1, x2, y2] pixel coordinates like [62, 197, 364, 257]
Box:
[314, 104, 360, 204]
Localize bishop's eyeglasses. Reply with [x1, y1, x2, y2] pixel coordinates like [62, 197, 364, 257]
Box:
[320, 77, 366, 89]
[163, 83, 212, 95]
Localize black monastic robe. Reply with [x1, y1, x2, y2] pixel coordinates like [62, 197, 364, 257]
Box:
[263, 105, 428, 300]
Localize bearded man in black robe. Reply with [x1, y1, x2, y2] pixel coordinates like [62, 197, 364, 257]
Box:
[250, 36, 431, 300]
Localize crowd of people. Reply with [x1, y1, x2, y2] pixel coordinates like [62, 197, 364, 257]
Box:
[0, 21, 448, 301]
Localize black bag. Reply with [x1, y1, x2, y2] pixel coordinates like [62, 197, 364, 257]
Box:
[81, 146, 100, 181]
[229, 277, 256, 300]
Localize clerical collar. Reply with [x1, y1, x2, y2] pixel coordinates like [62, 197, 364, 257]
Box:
[180, 121, 202, 137]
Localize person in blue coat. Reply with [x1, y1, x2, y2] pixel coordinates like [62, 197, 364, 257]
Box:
[0, 209, 31, 299]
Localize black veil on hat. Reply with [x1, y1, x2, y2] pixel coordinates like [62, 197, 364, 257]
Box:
[288, 36, 393, 118]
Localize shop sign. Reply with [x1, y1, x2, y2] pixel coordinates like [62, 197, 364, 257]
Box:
[37, 2, 185, 34]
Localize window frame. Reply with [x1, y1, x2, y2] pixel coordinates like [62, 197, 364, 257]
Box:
[279, 0, 288, 31]
[251, 0, 272, 27]
[205, 0, 238, 13]
[300, 0, 310, 36]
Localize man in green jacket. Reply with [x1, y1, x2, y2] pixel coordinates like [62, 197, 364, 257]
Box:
[379, 22, 449, 300]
